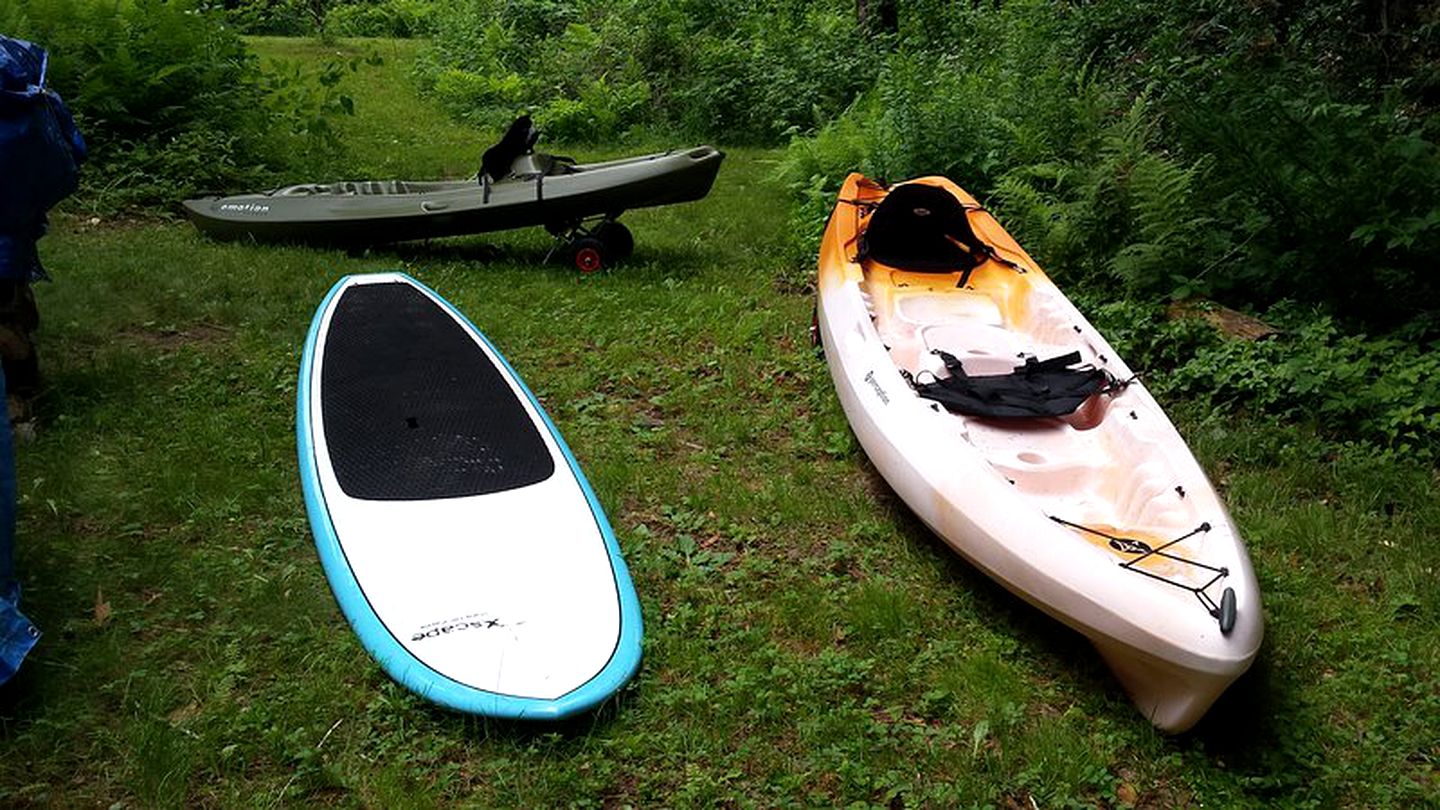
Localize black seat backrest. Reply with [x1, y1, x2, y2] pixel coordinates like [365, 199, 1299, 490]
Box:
[480, 115, 539, 183]
[860, 183, 991, 273]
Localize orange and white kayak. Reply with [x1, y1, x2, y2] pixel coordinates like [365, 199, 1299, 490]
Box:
[815, 173, 1262, 732]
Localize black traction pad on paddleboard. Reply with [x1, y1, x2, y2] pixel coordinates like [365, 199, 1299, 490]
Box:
[321, 282, 555, 500]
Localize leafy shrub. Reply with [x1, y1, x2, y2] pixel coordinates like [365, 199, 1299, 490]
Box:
[1072, 296, 1222, 379]
[222, 0, 310, 36]
[1167, 310, 1440, 457]
[225, 0, 438, 38]
[256, 53, 369, 154]
[781, 1, 1439, 336]
[989, 95, 1227, 300]
[670, 3, 877, 143]
[328, 0, 438, 38]
[430, 68, 528, 121]
[418, 0, 880, 143]
[537, 76, 650, 143]
[1075, 298, 1440, 456]
[1062, 0, 1440, 327]
[6, 0, 357, 209]
[1162, 74, 1440, 324]
[777, 95, 880, 284]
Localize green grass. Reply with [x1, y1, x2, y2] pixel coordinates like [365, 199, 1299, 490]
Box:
[0, 38, 1436, 808]
[248, 36, 481, 180]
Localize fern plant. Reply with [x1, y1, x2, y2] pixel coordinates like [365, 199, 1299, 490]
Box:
[1110, 151, 1214, 298]
[991, 166, 1081, 277]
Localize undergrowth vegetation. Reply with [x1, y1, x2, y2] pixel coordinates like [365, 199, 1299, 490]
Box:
[415, 0, 880, 143]
[1078, 296, 1440, 459]
[783, 3, 1440, 321]
[226, 0, 439, 38]
[778, 1, 1440, 457]
[2, 0, 366, 209]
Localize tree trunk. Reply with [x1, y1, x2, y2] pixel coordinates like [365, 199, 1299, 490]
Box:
[306, 0, 328, 39]
[856, 0, 898, 37]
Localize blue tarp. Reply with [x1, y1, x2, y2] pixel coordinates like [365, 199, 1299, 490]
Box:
[0, 365, 36, 686]
[0, 34, 65, 684]
[0, 35, 87, 282]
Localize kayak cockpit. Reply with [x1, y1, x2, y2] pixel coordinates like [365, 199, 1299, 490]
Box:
[270, 153, 581, 198]
[273, 179, 466, 197]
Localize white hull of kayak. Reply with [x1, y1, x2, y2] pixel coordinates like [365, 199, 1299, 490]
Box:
[817, 174, 1263, 732]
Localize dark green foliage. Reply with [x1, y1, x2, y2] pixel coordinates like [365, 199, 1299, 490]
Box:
[7, 0, 267, 197]
[1168, 312, 1440, 458]
[225, 0, 438, 38]
[413, 0, 645, 139]
[222, 0, 310, 36]
[5, 0, 360, 209]
[1074, 296, 1440, 457]
[784, 1, 1440, 323]
[417, 0, 880, 143]
[776, 0, 1440, 455]
[1162, 72, 1440, 324]
[1069, 0, 1440, 105]
[1066, 0, 1440, 323]
[327, 0, 436, 37]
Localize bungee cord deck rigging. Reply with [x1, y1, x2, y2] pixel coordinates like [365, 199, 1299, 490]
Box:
[1048, 516, 1238, 634]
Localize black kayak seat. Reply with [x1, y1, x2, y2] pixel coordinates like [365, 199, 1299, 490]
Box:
[860, 183, 994, 275]
[510, 152, 579, 178]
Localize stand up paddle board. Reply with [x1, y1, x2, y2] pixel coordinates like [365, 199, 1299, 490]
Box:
[297, 272, 642, 719]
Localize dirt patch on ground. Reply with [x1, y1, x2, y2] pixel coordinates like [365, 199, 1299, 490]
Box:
[54, 210, 172, 233]
[115, 322, 233, 351]
[1169, 299, 1280, 341]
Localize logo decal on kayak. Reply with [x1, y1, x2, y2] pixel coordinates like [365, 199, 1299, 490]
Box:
[218, 202, 271, 215]
[863, 370, 890, 405]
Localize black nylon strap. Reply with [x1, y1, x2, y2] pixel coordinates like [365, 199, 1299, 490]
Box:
[911, 350, 1111, 418]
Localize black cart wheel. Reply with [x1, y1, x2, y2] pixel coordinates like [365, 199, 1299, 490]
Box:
[591, 220, 634, 261]
[571, 237, 608, 273]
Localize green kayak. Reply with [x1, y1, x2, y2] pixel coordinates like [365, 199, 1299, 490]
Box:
[182, 133, 723, 267]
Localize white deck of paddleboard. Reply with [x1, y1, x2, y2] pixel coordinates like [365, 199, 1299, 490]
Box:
[304, 274, 621, 701]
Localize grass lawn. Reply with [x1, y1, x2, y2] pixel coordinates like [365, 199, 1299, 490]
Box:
[0, 38, 1435, 808]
